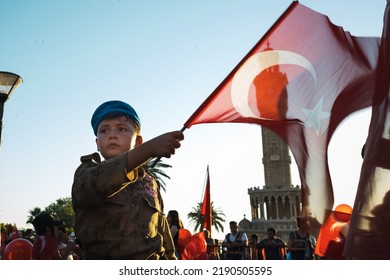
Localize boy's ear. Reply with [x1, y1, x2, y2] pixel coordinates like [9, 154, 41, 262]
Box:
[95, 138, 100, 151]
[135, 135, 143, 146]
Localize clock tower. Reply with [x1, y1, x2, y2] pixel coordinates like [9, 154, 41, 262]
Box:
[238, 44, 302, 242]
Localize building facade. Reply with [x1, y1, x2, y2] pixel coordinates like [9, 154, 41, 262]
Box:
[239, 127, 302, 242]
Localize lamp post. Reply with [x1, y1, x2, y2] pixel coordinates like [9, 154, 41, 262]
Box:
[0, 71, 23, 147]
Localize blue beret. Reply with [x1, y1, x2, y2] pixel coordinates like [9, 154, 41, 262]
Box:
[91, 100, 141, 136]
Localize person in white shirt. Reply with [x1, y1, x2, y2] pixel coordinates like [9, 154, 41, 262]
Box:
[222, 221, 248, 260]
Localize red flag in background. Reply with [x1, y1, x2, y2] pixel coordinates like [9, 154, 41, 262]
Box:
[184, 2, 379, 224]
[315, 204, 352, 259]
[344, 1, 390, 260]
[200, 166, 212, 235]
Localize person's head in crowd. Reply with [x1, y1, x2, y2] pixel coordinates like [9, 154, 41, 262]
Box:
[32, 213, 63, 237]
[229, 221, 238, 234]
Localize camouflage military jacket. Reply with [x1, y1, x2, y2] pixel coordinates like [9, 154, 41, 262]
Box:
[71, 152, 176, 260]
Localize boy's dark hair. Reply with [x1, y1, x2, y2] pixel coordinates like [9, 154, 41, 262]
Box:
[103, 113, 141, 133]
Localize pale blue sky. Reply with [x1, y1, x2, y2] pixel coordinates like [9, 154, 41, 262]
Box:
[0, 0, 386, 240]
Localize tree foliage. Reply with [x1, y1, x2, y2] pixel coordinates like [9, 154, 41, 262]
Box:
[187, 202, 226, 233]
[45, 197, 74, 231]
[26, 207, 43, 225]
[143, 159, 172, 192]
[27, 197, 74, 232]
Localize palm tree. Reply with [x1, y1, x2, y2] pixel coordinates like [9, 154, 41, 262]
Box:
[45, 197, 75, 231]
[26, 207, 42, 225]
[143, 159, 172, 192]
[187, 202, 226, 233]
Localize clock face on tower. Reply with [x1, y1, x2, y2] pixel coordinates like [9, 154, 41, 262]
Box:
[270, 142, 280, 161]
[270, 154, 280, 161]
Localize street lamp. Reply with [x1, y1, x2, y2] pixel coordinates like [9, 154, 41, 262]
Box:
[0, 71, 23, 147]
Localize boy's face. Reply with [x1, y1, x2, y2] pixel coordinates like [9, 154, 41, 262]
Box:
[95, 116, 141, 159]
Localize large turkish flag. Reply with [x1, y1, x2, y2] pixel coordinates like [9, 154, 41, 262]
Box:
[184, 2, 379, 224]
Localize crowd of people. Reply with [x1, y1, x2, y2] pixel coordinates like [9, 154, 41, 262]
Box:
[163, 215, 317, 261]
[210, 218, 317, 260]
[1, 213, 319, 260]
[1, 213, 81, 260]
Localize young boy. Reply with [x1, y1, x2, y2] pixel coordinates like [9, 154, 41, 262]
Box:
[71, 100, 184, 259]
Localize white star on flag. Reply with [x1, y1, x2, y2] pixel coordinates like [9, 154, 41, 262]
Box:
[302, 97, 331, 136]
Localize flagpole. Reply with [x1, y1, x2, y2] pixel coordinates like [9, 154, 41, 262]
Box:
[200, 165, 212, 234]
[150, 126, 187, 168]
[200, 165, 209, 203]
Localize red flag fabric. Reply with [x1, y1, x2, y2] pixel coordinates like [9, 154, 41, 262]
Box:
[344, 1, 390, 260]
[181, 231, 207, 260]
[184, 2, 379, 224]
[315, 204, 352, 259]
[200, 166, 212, 234]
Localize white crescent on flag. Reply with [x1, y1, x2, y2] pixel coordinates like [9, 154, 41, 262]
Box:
[230, 50, 317, 119]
